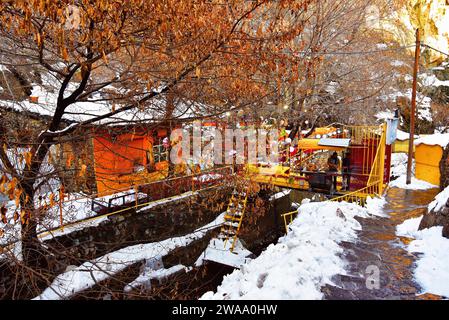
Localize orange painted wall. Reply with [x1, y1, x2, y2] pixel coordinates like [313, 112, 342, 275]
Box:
[92, 132, 168, 195]
[415, 144, 442, 186]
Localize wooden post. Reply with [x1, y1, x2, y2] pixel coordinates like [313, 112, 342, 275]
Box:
[406, 28, 420, 185]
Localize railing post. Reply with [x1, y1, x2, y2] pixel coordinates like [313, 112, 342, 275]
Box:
[378, 123, 387, 195]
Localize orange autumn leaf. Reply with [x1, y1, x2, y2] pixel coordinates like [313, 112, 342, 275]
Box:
[24, 151, 32, 169]
[14, 188, 23, 207]
[20, 210, 27, 225]
[79, 164, 87, 177]
[195, 66, 201, 78]
[49, 193, 55, 207]
[66, 154, 73, 167]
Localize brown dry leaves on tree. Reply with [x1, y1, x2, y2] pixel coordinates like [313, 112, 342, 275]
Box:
[0, 0, 314, 109]
[0, 0, 315, 264]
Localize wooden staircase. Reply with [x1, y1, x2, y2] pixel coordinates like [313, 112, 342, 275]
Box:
[219, 184, 249, 252]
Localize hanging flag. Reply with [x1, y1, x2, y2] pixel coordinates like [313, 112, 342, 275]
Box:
[386, 118, 399, 145]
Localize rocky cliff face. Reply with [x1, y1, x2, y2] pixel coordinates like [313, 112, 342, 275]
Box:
[401, 0, 449, 65]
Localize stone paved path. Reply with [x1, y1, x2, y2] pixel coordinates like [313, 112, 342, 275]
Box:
[322, 187, 440, 300]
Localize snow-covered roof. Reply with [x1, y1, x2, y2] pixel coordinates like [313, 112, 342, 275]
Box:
[375, 110, 395, 121]
[0, 70, 213, 126]
[414, 133, 449, 148]
[396, 129, 418, 141]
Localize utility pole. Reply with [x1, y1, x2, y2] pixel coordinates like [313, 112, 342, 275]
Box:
[406, 28, 420, 185]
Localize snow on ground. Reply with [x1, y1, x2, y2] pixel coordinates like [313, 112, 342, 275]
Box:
[396, 216, 423, 238]
[422, 73, 449, 88]
[389, 175, 438, 190]
[366, 196, 388, 217]
[269, 189, 291, 201]
[428, 185, 449, 213]
[33, 212, 225, 300]
[38, 195, 94, 233]
[124, 258, 187, 293]
[195, 238, 253, 269]
[396, 217, 449, 297]
[379, 89, 433, 122]
[390, 152, 413, 178]
[41, 190, 202, 241]
[415, 133, 449, 148]
[201, 201, 374, 300]
[1, 188, 208, 261]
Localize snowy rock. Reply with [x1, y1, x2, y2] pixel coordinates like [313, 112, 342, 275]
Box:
[419, 185, 449, 238]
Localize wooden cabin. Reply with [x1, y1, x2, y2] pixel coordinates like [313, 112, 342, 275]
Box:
[92, 127, 172, 195]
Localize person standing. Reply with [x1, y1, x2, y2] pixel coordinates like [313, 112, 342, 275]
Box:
[327, 151, 340, 192]
[342, 152, 351, 191]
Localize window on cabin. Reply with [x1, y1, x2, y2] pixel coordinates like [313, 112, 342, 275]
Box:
[145, 142, 168, 173]
[153, 144, 168, 163]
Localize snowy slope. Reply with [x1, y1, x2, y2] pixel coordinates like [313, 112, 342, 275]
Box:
[33, 212, 225, 300]
[201, 201, 374, 300]
[396, 216, 449, 297]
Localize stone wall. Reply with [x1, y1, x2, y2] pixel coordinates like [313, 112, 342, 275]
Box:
[42, 187, 230, 269]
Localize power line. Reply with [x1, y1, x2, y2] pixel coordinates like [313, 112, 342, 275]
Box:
[421, 43, 449, 58]
[293, 44, 416, 56]
[292, 43, 449, 57]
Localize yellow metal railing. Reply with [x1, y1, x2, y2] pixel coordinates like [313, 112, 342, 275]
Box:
[366, 123, 387, 195]
[343, 125, 382, 176]
[330, 183, 380, 207]
[331, 123, 387, 206]
[281, 210, 298, 233]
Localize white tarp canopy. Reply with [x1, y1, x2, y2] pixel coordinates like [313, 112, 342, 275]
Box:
[318, 138, 351, 148]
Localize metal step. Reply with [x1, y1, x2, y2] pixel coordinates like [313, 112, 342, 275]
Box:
[226, 210, 242, 216]
[224, 215, 242, 221]
[224, 221, 240, 228]
[232, 191, 247, 197]
[221, 229, 236, 238]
